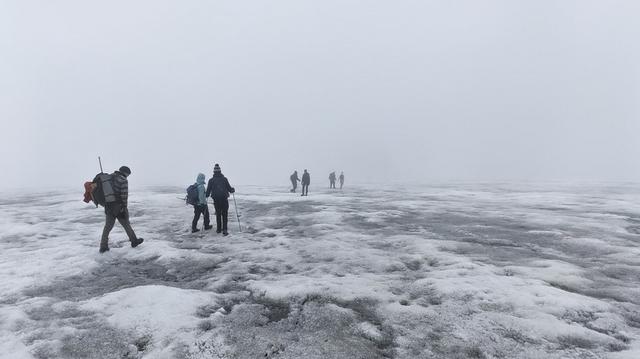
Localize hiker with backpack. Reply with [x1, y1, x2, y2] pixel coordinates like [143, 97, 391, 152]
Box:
[187, 173, 213, 233]
[94, 166, 144, 253]
[206, 164, 235, 236]
[290, 170, 300, 193]
[301, 169, 310, 196]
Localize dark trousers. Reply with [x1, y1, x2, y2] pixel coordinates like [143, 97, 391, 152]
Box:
[301, 184, 309, 196]
[330, 180, 336, 189]
[213, 199, 229, 231]
[101, 206, 137, 249]
[192, 204, 210, 231]
[340, 181, 344, 189]
[291, 180, 298, 192]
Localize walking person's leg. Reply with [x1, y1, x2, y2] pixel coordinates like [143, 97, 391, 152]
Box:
[203, 205, 212, 230]
[222, 200, 229, 235]
[192, 205, 202, 232]
[214, 201, 223, 233]
[100, 212, 116, 252]
[116, 212, 138, 243]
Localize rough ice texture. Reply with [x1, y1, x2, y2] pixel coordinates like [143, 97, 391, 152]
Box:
[1, 183, 640, 358]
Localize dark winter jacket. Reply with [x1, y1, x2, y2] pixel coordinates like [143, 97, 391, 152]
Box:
[111, 171, 129, 206]
[301, 172, 310, 185]
[102, 171, 129, 217]
[290, 172, 300, 183]
[206, 173, 235, 201]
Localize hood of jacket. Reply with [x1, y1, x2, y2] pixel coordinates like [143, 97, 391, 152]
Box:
[197, 173, 206, 184]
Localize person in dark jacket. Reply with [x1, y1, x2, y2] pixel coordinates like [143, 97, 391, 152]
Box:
[100, 166, 144, 253]
[290, 170, 300, 193]
[301, 169, 310, 196]
[329, 172, 337, 189]
[339, 171, 345, 189]
[192, 173, 213, 233]
[206, 164, 235, 235]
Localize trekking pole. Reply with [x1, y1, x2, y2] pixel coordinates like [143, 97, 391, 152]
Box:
[98, 156, 104, 173]
[232, 192, 242, 232]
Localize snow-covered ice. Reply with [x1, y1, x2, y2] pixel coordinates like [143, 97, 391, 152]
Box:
[2, 183, 640, 358]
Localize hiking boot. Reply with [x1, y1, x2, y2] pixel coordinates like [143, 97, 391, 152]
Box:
[99, 246, 110, 253]
[216, 229, 222, 234]
[204, 225, 213, 230]
[131, 237, 144, 248]
[223, 231, 229, 236]
[192, 228, 200, 233]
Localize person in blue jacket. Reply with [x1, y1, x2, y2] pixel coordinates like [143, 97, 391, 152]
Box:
[192, 173, 213, 233]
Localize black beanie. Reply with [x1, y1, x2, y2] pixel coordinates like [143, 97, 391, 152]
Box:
[214, 164, 221, 173]
[119, 166, 131, 176]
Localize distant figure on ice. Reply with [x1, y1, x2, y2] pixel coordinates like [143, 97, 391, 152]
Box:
[206, 164, 235, 236]
[339, 172, 345, 189]
[99, 166, 144, 253]
[301, 169, 310, 196]
[329, 171, 337, 189]
[290, 170, 300, 193]
[188, 173, 212, 233]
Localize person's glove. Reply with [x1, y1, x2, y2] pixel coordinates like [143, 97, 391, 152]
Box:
[230, 188, 235, 193]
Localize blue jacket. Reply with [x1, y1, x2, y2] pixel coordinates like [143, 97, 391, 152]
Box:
[196, 173, 207, 206]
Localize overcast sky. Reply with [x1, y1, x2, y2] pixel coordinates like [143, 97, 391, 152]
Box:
[1, 0, 638, 190]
